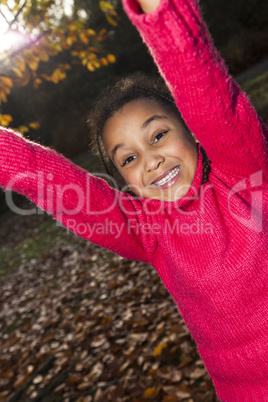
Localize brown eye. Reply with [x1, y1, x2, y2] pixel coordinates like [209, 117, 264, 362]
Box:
[154, 131, 167, 143]
[122, 155, 136, 167]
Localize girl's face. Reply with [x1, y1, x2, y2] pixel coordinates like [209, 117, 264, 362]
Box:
[102, 99, 198, 202]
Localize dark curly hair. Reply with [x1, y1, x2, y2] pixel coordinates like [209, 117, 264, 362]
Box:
[87, 73, 190, 176]
[87, 73, 211, 184]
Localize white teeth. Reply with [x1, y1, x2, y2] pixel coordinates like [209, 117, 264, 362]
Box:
[154, 166, 180, 186]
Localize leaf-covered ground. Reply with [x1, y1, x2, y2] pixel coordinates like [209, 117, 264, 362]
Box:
[0, 203, 219, 402]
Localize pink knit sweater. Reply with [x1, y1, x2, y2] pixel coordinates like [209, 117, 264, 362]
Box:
[1, 0, 268, 400]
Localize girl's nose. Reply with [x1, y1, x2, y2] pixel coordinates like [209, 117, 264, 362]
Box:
[144, 153, 164, 172]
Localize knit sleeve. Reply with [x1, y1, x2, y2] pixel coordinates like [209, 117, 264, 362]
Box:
[0, 126, 156, 263]
[122, 0, 268, 179]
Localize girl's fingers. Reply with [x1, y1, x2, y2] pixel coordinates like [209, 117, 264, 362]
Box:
[138, 0, 161, 13]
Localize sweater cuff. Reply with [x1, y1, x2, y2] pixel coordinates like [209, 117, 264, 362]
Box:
[122, 0, 169, 24]
[122, 0, 203, 54]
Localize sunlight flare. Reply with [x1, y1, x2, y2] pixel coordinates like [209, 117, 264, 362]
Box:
[0, 29, 26, 53]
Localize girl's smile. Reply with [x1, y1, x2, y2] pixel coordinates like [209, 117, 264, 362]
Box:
[151, 165, 181, 188]
[102, 99, 198, 202]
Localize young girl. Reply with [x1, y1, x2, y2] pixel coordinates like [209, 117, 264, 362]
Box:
[1, 0, 268, 400]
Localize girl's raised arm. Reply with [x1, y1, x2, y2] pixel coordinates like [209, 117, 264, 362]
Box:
[123, 0, 268, 179]
[0, 126, 156, 263]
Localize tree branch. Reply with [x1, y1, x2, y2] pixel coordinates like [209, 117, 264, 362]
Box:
[0, 8, 9, 26]
[8, 0, 28, 29]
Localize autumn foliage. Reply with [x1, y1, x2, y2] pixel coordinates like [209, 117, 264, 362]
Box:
[0, 0, 118, 132]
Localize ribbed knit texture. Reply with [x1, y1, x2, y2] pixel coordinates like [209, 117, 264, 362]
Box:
[1, 0, 268, 400]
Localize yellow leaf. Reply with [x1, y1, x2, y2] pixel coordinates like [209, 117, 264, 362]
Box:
[153, 342, 167, 357]
[70, 24, 77, 31]
[12, 67, 23, 77]
[100, 57, 108, 66]
[79, 32, 89, 44]
[0, 114, 13, 126]
[87, 29, 96, 36]
[143, 387, 159, 399]
[34, 78, 42, 88]
[87, 62, 95, 72]
[59, 70, 66, 80]
[66, 37, 73, 47]
[16, 58, 26, 72]
[1, 77, 13, 88]
[51, 74, 59, 84]
[99, 1, 113, 12]
[51, 69, 66, 83]
[3, 87, 11, 95]
[29, 122, 40, 129]
[18, 125, 29, 133]
[2, 114, 12, 123]
[106, 14, 118, 27]
[107, 54, 116, 63]
[54, 43, 62, 52]
[82, 58, 87, 66]
[93, 60, 101, 68]
[27, 59, 39, 71]
[0, 91, 7, 102]
[79, 51, 86, 59]
[41, 74, 51, 82]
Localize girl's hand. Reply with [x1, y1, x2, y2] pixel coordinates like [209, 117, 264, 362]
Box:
[138, 0, 160, 13]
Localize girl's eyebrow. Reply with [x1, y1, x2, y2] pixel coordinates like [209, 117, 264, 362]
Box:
[111, 143, 124, 161]
[142, 114, 168, 130]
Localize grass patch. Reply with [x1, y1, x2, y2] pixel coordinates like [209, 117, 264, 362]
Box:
[0, 220, 64, 277]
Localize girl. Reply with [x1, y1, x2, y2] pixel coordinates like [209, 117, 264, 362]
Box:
[1, 0, 268, 400]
